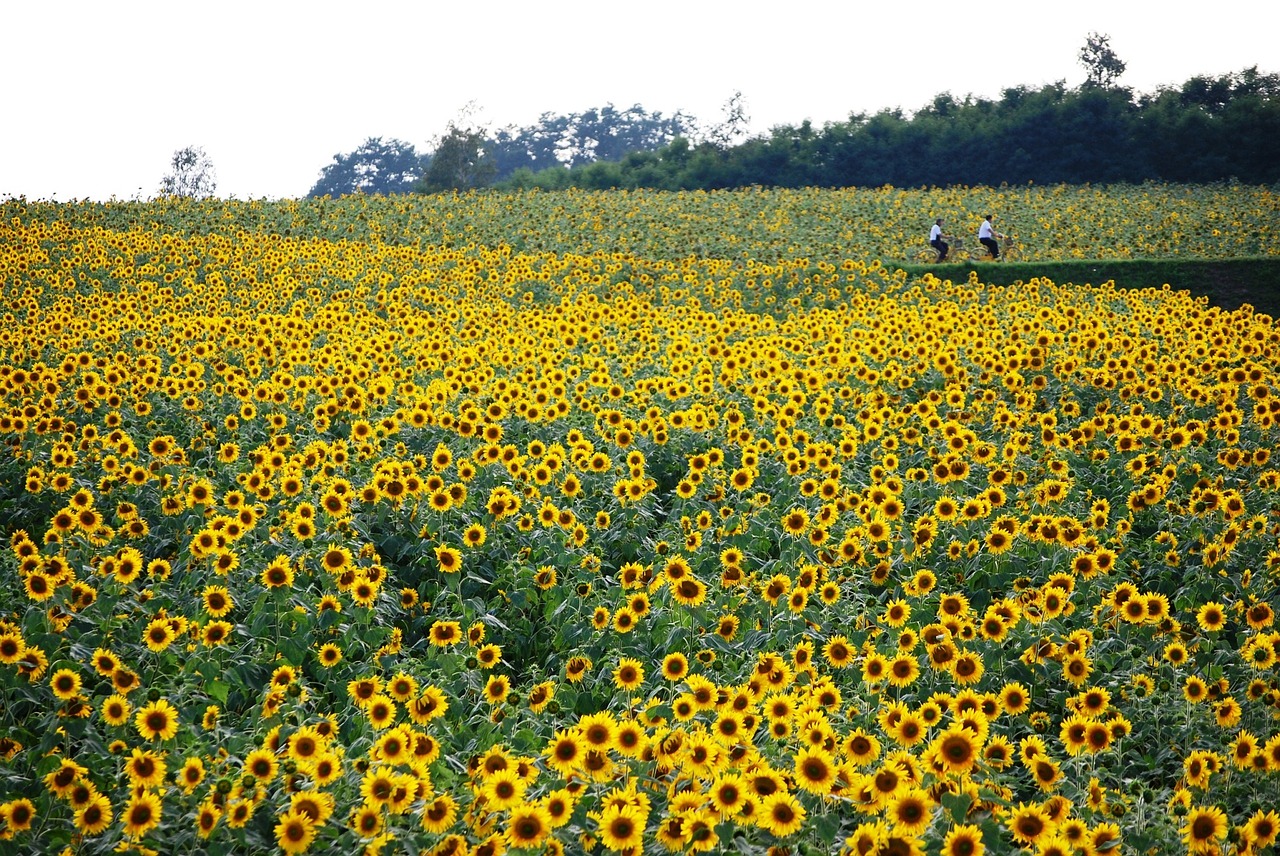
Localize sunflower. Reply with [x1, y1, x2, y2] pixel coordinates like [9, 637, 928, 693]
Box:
[201, 620, 233, 647]
[911, 569, 937, 595]
[671, 577, 707, 607]
[50, 667, 82, 700]
[434, 545, 461, 573]
[317, 643, 343, 668]
[350, 803, 384, 839]
[0, 633, 26, 665]
[201, 585, 233, 617]
[595, 803, 645, 851]
[522, 791, 569, 835]
[1084, 722, 1112, 754]
[890, 711, 928, 747]
[661, 653, 689, 681]
[705, 773, 748, 818]
[428, 621, 462, 647]
[373, 726, 411, 766]
[605, 720, 643, 759]
[887, 654, 921, 688]
[1007, 802, 1054, 847]
[1242, 809, 1280, 849]
[1182, 805, 1228, 853]
[943, 823, 986, 856]
[260, 556, 294, 589]
[888, 787, 933, 837]
[1059, 714, 1090, 756]
[245, 747, 279, 783]
[506, 804, 552, 849]
[998, 683, 1030, 716]
[365, 694, 397, 729]
[266, 809, 315, 854]
[291, 515, 316, 540]
[609, 607, 636, 633]
[1245, 602, 1275, 630]
[420, 794, 458, 834]
[576, 712, 616, 754]
[122, 791, 162, 839]
[310, 752, 343, 787]
[1196, 602, 1227, 632]
[132, 697, 179, 742]
[42, 758, 87, 799]
[74, 793, 113, 836]
[175, 756, 206, 794]
[142, 618, 175, 652]
[1031, 757, 1062, 791]
[933, 727, 980, 776]
[360, 765, 400, 807]
[759, 791, 806, 837]
[518, 680, 554, 715]
[454, 522, 487, 550]
[99, 692, 131, 727]
[188, 797, 221, 839]
[125, 747, 167, 788]
[1061, 653, 1091, 685]
[951, 652, 984, 685]
[544, 729, 583, 777]
[841, 728, 879, 768]
[781, 508, 809, 536]
[483, 769, 526, 811]
[484, 675, 511, 705]
[824, 635, 855, 668]
[612, 657, 645, 691]
[792, 745, 838, 794]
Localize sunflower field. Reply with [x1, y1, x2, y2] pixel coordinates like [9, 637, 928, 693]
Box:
[0, 189, 1278, 856]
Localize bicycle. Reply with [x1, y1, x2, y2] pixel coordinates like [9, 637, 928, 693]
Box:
[975, 235, 1019, 262]
[998, 236, 1020, 262]
[914, 236, 972, 264]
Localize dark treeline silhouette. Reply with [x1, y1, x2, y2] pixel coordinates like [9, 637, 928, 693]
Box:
[309, 105, 698, 197]
[309, 68, 1280, 197]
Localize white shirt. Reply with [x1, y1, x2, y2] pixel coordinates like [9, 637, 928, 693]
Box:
[979, 220, 994, 240]
[930, 224, 943, 241]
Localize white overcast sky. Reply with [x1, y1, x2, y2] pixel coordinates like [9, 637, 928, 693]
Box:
[2, 0, 1274, 201]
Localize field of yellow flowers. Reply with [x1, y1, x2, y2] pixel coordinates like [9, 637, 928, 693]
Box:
[1, 190, 1278, 856]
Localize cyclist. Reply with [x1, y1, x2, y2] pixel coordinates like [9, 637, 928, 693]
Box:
[929, 219, 952, 262]
[978, 214, 1004, 259]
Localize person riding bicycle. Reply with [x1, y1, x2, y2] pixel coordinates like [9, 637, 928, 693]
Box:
[978, 214, 1004, 259]
[929, 219, 952, 262]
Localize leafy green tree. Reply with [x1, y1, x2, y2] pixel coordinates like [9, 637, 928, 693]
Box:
[1079, 32, 1127, 89]
[705, 91, 751, 150]
[420, 124, 495, 193]
[488, 104, 698, 178]
[309, 137, 424, 197]
[158, 146, 217, 199]
[490, 66, 1278, 190]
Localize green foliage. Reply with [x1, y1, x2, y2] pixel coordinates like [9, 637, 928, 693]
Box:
[486, 103, 699, 178]
[1078, 32, 1127, 89]
[157, 146, 217, 200]
[309, 137, 425, 198]
[420, 124, 495, 194]
[490, 69, 1280, 190]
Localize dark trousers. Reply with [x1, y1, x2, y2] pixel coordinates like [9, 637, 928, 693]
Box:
[981, 237, 999, 258]
[931, 239, 948, 261]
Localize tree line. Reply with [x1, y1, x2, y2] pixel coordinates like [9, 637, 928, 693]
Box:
[306, 66, 1280, 198]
